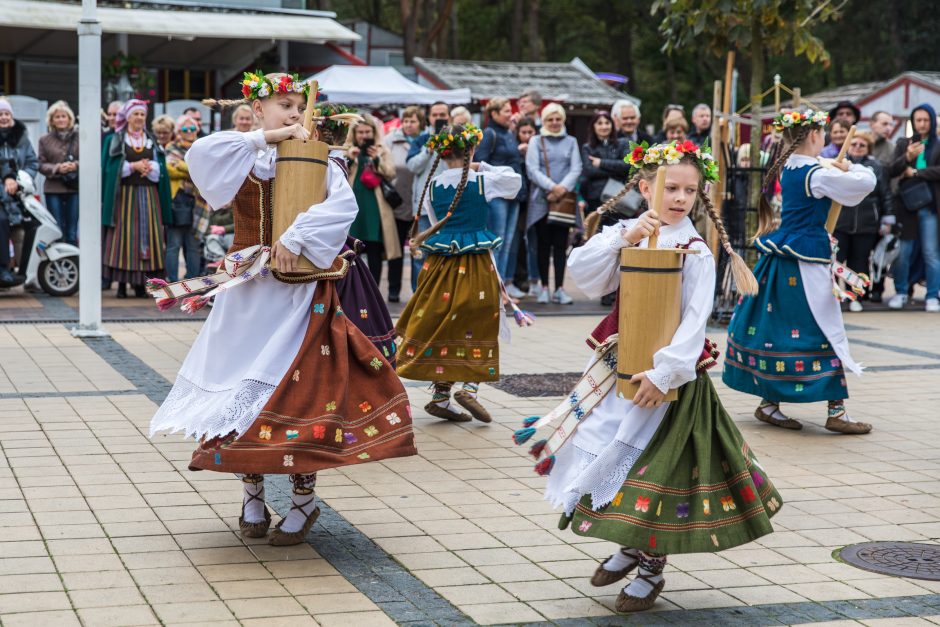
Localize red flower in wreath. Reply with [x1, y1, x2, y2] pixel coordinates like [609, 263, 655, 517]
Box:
[679, 140, 697, 153]
[277, 75, 292, 93]
[241, 84, 252, 98]
[631, 146, 645, 162]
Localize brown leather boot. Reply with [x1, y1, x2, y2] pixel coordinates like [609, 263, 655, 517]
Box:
[453, 389, 492, 423]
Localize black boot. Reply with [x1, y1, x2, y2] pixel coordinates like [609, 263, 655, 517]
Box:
[134, 284, 147, 298]
[116, 283, 127, 299]
[0, 268, 25, 288]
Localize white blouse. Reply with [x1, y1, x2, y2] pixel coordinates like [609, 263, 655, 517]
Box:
[423, 162, 522, 215]
[567, 217, 716, 393]
[786, 154, 877, 206]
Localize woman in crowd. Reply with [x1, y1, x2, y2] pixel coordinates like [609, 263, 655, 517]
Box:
[38, 100, 80, 246]
[475, 97, 523, 280]
[449, 106, 472, 127]
[579, 111, 629, 215]
[101, 99, 172, 298]
[348, 114, 398, 288]
[834, 131, 893, 311]
[525, 103, 582, 304]
[383, 105, 425, 302]
[509, 117, 539, 298]
[821, 119, 850, 159]
[164, 115, 205, 282]
[231, 104, 254, 132]
[664, 116, 689, 143]
[151, 114, 175, 149]
[0, 98, 39, 287]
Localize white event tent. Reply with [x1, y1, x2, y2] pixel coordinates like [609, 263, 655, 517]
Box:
[308, 65, 470, 105]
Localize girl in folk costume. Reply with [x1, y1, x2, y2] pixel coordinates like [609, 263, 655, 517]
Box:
[148, 72, 415, 546]
[514, 141, 782, 613]
[723, 111, 876, 434]
[101, 99, 173, 298]
[396, 124, 524, 423]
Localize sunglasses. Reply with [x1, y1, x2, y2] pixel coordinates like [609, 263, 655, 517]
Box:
[849, 141, 868, 147]
[179, 126, 198, 133]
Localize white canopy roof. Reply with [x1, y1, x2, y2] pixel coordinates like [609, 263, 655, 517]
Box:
[309, 65, 470, 105]
[1, 0, 359, 43]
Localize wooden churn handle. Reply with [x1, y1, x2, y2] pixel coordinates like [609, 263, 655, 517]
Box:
[647, 166, 667, 249]
[824, 124, 857, 233]
[302, 80, 319, 137]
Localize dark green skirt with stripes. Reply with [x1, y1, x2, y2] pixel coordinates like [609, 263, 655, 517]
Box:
[562, 372, 782, 555]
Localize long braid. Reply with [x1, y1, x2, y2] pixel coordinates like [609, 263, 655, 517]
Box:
[755, 125, 811, 239]
[411, 152, 470, 251]
[202, 98, 248, 109]
[584, 172, 644, 240]
[409, 153, 442, 253]
[698, 187, 759, 296]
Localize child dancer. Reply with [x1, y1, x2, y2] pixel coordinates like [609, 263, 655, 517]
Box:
[515, 140, 781, 612]
[148, 72, 415, 545]
[396, 124, 522, 423]
[723, 110, 876, 434]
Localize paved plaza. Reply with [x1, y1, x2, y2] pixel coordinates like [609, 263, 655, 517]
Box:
[2, 293, 940, 626]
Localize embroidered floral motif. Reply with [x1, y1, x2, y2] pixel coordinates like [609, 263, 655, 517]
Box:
[788, 276, 797, 286]
[488, 367, 496, 375]
[795, 360, 804, 372]
[766, 303, 773, 312]
[416, 308, 425, 318]
[635, 496, 650, 512]
[286, 430, 299, 440]
[737, 351, 743, 363]
[795, 383, 804, 392]
[313, 303, 325, 314]
[655, 500, 662, 516]
[283, 455, 294, 467]
[649, 534, 657, 549]
[359, 401, 372, 413]
[321, 345, 331, 356]
[751, 470, 765, 487]
[406, 347, 416, 357]
[370, 357, 383, 370]
[720, 496, 737, 511]
[479, 291, 485, 300]
[214, 453, 221, 465]
[259, 425, 272, 440]
[458, 266, 466, 274]
[360, 308, 368, 319]
[711, 534, 720, 548]
[386, 412, 401, 425]
[442, 292, 451, 301]
[637, 465, 648, 476]
[435, 366, 444, 374]
[465, 330, 473, 339]
[766, 496, 780, 512]
[759, 359, 767, 371]
[775, 361, 785, 372]
[748, 356, 756, 367]
[472, 348, 482, 358]
[676, 503, 689, 518]
[812, 360, 822, 372]
[334, 428, 343, 443]
[487, 349, 493, 358]
[325, 400, 337, 411]
[578, 521, 592, 532]
[422, 262, 430, 270]
[831, 358, 841, 367]
[335, 307, 344, 317]
[747, 326, 756, 335]
[313, 425, 326, 439]
[292, 370, 301, 382]
[612, 492, 624, 507]
[791, 329, 800, 339]
[456, 348, 466, 357]
[364, 425, 379, 437]
[721, 460, 730, 473]
[383, 346, 390, 357]
[343, 432, 357, 444]
[740, 485, 757, 503]
[691, 466, 699, 480]
[357, 452, 370, 460]
[703, 498, 711, 515]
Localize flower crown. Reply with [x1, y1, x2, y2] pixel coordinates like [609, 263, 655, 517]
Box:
[426, 124, 484, 157]
[772, 109, 829, 132]
[240, 71, 310, 100]
[626, 139, 719, 183]
[312, 103, 357, 132]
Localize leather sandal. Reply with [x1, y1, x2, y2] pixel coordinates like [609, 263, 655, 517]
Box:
[754, 404, 803, 430]
[453, 389, 492, 423]
[825, 412, 872, 435]
[591, 551, 639, 587]
[238, 486, 272, 538]
[615, 573, 665, 613]
[268, 494, 321, 546]
[424, 400, 472, 422]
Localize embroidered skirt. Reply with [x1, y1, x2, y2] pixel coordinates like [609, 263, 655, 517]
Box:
[723, 255, 847, 403]
[337, 238, 397, 366]
[189, 279, 416, 475]
[395, 251, 500, 382]
[564, 373, 782, 555]
[104, 183, 166, 284]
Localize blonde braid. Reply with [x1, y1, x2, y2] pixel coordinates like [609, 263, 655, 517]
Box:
[409, 153, 442, 254]
[411, 152, 471, 251]
[699, 187, 758, 296]
[584, 172, 644, 240]
[202, 98, 248, 109]
[755, 125, 811, 239]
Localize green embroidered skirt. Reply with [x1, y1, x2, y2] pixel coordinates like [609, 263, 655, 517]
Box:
[564, 373, 782, 554]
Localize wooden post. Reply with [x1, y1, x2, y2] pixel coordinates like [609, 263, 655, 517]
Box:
[648, 167, 666, 250]
[302, 80, 318, 135]
[793, 87, 801, 109]
[825, 125, 857, 233]
[708, 80, 723, 257]
[773, 74, 781, 113]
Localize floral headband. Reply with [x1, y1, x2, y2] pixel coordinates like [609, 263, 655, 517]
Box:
[241, 71, 310, 100]
[626, 139, 719, 183]
[772, 109, 829, 132]
[312, 103, 357, 132]
[426, 124, 484, 157]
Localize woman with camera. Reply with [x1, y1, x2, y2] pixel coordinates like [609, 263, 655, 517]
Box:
[38, 101, 80, 246]
[347, 114, 399, 287]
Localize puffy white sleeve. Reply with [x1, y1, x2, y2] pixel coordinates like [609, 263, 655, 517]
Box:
[478, 162, 522, 201]
[644, 247, 716, 394]
[567, 221, 634, 299]
[185, 130, 268, 210]
[809, 162, 877, 206]
[278, 160, 358, 268]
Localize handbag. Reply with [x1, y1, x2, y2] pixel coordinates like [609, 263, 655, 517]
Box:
[380, 178, 403, 209]
[60, 135, 79, 190]
[899, 177, 934, 213]
[540, 136, 578, 226]
[171, 189, 196, 227]
[359, 162, 382, 190]
[600, 177, 644, 217]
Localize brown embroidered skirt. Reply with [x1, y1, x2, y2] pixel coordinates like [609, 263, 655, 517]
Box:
[190, 279, 416, 474]
[395, 252, 500, 382]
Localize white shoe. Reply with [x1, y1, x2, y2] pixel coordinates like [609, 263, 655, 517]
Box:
[505, 284, 526, 299]
[927, 298, 940, 312]
[848, 300, 863, 313]
[527, 281, 542, 297]
[537, 286, 550, 304]
[552, 288, 574, 305]
[888, 294, 908, 309]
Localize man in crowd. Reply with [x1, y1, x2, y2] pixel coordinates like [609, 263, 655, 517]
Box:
[869, 110, 897, 164]
[688, 103, 712, 146]
[611, 100, 652, 144]
[830, 100, 861, 127]
[513, 89, 542, 130]
[104, 100, 122, 135]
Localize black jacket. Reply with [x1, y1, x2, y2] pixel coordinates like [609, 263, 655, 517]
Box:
[579, 138, 630, 202]
[888, 137, 940, 240]
[617, 128, 653, 145]
[835, 155, 892, 235]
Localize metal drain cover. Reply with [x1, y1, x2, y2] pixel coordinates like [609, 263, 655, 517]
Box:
[489, 372, 582, 397]
[839, 542, 940, 580]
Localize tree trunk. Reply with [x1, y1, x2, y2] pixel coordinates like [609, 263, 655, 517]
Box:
[747, 16, 765, 244]
[450, 7, 459, 58]
[666, 56, 678, 104]
[510, 0, 523, 61]
[400, 0, 418, 64]
[527, 0, 540, 62]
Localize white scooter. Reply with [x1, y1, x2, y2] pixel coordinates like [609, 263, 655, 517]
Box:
[14, 170, 81, 296]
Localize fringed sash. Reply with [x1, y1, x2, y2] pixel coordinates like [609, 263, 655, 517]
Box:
[829, 234, 870, 302]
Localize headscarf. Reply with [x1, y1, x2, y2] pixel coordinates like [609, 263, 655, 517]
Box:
[539, 102, 567, 137]
[115, 99, 148, 133]
[175, 115, 198, 134]
[910, 103, 937, 163]
[0, 99, 12, 115]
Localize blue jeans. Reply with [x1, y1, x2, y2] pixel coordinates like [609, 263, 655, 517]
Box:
[893, 208, 940, 299]
[45, 192, 79, 245]
[410, 214, 432, 292]
[486, 198, 519, 279]
[526, 225, 539, 281]
[166, 226, 203, 283]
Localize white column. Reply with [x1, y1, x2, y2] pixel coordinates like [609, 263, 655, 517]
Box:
[72, 0, 108, 337]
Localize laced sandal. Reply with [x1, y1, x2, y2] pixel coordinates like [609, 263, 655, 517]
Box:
[424, 401, 472, 422]
[825, 410, 872, 435]
[453, 390, 492, 423]
[238, 480, 272, 538]
[268, 494, 321, 546]
[615, 573, 665, 613]
[754, 403, 803, 430]
[591, 551, 640, 587]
